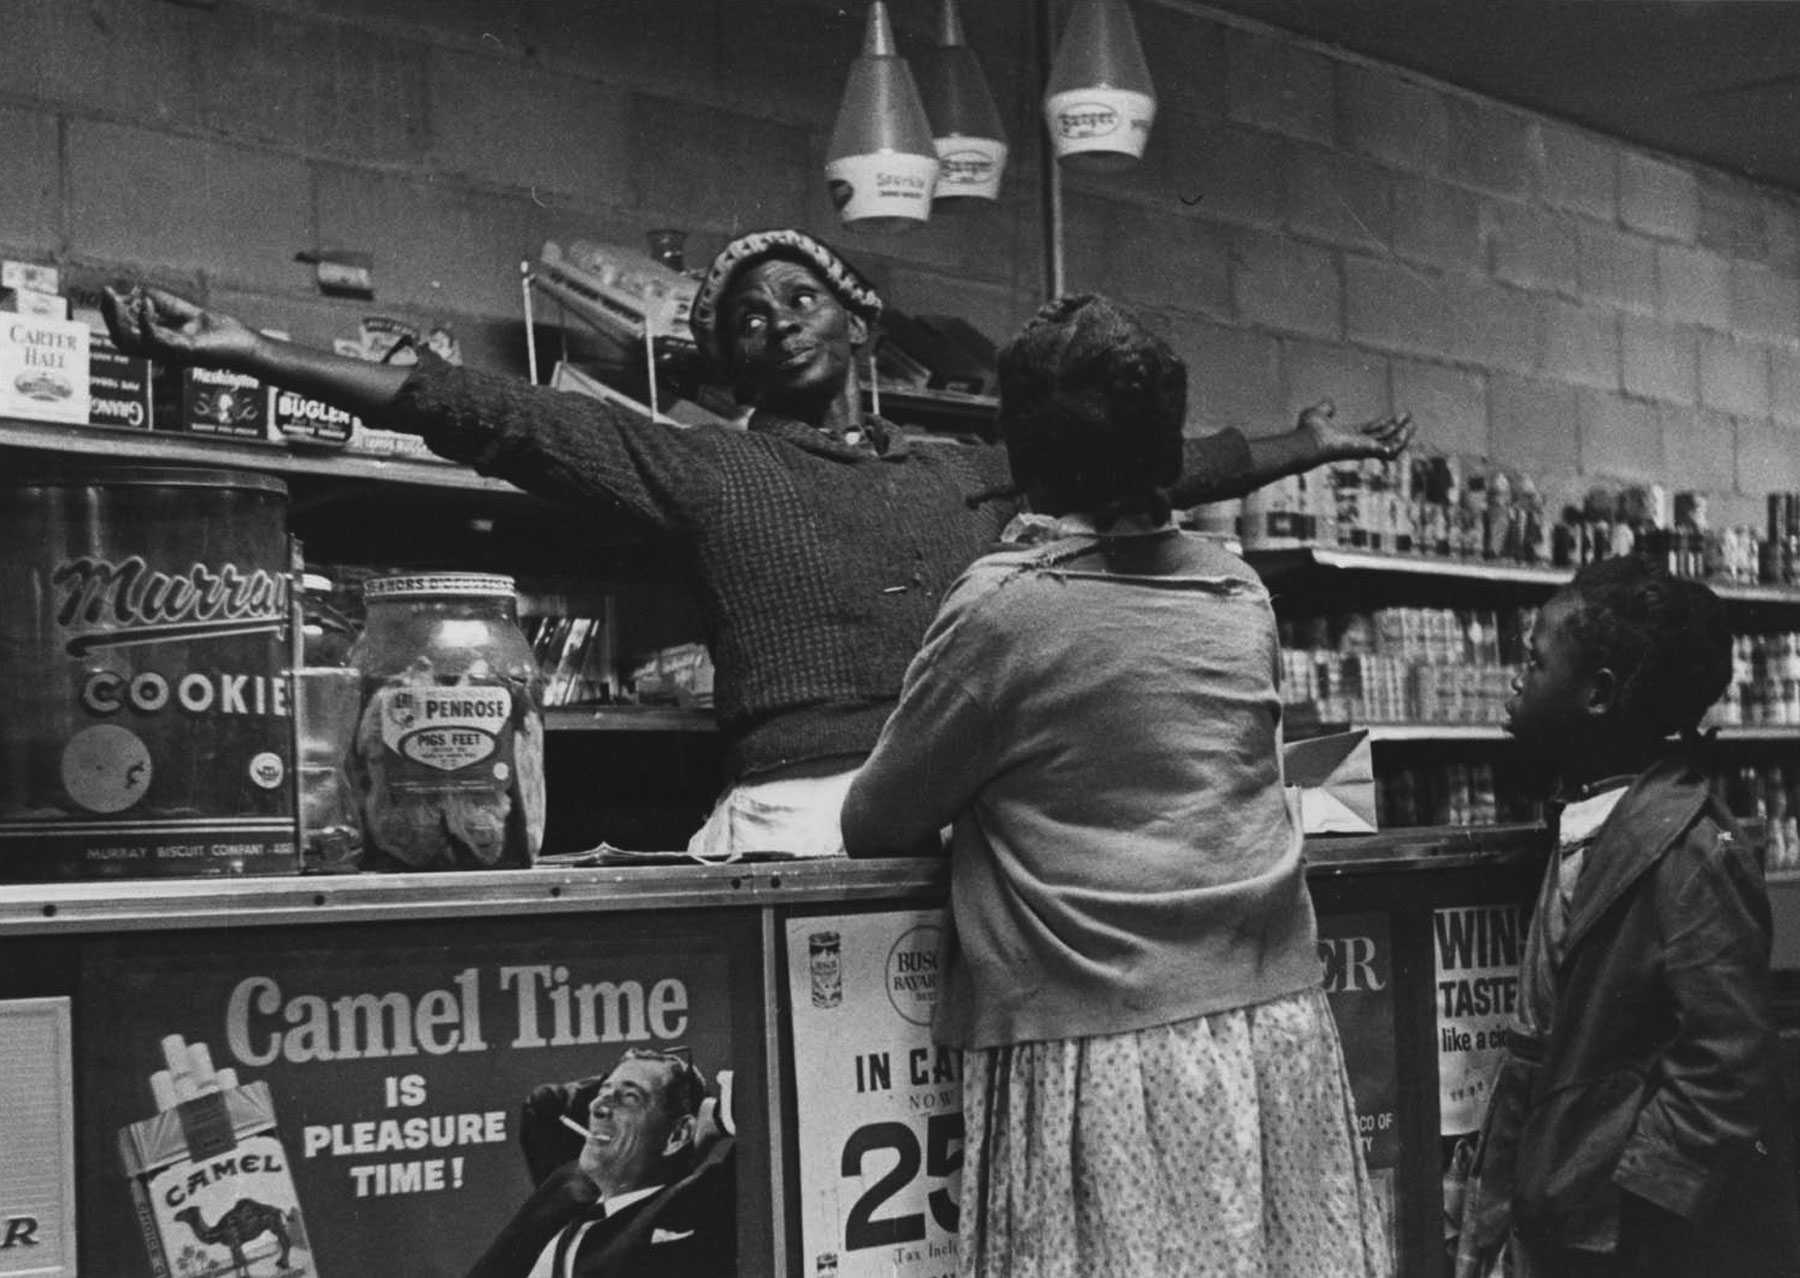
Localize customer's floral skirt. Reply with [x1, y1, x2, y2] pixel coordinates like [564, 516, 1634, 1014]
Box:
[959, 987, 1390, 1278]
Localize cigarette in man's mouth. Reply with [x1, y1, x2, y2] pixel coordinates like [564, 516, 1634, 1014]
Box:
[559, 1114, 589, 1138]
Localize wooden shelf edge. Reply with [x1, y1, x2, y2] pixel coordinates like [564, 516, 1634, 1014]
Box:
[543, 705, 716, 733]
[0, 417, 519, 494]
[1249, 545, 1800, 605]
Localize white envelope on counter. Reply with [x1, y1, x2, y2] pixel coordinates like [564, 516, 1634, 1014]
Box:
[1282, 729, 1377, 834]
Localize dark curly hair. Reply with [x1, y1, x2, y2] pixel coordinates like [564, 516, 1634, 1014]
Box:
[996, 294, 1186, 527]
[1559, 556, 1731, 743]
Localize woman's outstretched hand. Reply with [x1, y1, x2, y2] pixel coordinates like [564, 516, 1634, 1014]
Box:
[101, 285, 260, 370]
[1297, 400, 1416, 464]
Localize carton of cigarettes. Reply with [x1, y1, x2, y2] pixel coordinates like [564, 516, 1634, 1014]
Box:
[0, 313, 90, 425]
[2, 285, 70, 319]
[154, 366, 270, 441]
[117, 1034, 315, 1277]
[270, 388, 358, 448]
[3, 259, 61, 297]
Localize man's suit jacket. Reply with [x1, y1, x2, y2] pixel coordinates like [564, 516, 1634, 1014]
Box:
[464, 1137, 736, 1278]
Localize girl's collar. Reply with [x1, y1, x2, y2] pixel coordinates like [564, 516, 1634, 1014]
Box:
[1000, 511, 1178, 546]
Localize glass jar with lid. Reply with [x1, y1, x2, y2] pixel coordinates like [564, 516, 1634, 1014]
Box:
[347, 573, 545, 870]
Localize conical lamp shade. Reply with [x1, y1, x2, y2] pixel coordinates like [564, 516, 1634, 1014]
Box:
[1043, 0, 1157, 172]
[826, 1, 941, 233]
[915, 0, 1008, 204]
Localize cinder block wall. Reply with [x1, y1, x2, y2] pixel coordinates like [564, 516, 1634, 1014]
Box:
[4, 0, 1799, 523]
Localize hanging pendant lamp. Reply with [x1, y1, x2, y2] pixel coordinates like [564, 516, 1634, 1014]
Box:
[915, 0, 1008, 204]
[1043, 0, 1158, 172]
[825, 1, 941, 233]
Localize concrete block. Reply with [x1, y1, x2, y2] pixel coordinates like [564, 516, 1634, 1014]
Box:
[1060, 192, 1119, 295]
[1487, 201, 1578, 296]
[718, 0, 864, 132]
[0, 106, 60, 251]
[1451, 277, 1543, 374]
[1281, 339, 1390, 426]
[1534, 124, 1617, 222]
[1490, 373, 1579, 479]
[1766, 196, 1800, 276]
[1661, 404, 1740, 497]
[877, 269, 1037, 354]
[1163, 314, 1283, 435]
[1165, 120, 1287, 230]
[1698, 174, 1769, 262]
[307, 0, 523, 45]
[630, 94, 809, 236]
[1445, 97, 1531, 200]
[1391, 177, 1482, 275]
[203, 6, 428, 165]
[1225, 28, 1334, 145]
[1339, 65, 1448, 175]
[315, 164, 636, 318]
[0, 0, 201, 128]
[1576, 224, 1658, 314]
[428, 52, 631, 211]
[1771, 346, 1800, 426]
[1620, 316, 1699, 406]
[1540, 301, 1619, 390]
[1344, 256, 1452, 362]
[1730, 262, 1800, 347]
[1095, 205, 1231, 319]
[1698, 332, 1772, 419]
[1578, 388, 1665, 482]
[1619, 153, 1699, 244]
[1658, 245, 1732, 330]
[1392, 358, 1488, 458]
[1286, 147, 1393, 255]
[1232, 229, 1340, 339]
[530, 0, 719, 109]
[1737, 418, 1800, 496]
[67, 122, 313, 295]
[208, 285, 385, 354]
[1346, 256, 1538, 373]
[1136, 5, 1227, 121]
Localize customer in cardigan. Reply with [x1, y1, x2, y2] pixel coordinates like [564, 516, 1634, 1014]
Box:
[103, 228, 1412, 860]
[842, 294, 1388, 1277]
[1453, 557, 1800, 1278]
[466, 1047, 735, 1278]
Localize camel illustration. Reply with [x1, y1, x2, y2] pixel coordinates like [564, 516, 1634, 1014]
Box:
[173, 1199, 293, 1277]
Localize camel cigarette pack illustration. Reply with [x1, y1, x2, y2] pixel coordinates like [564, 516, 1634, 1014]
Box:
[117, 1035, 314, 1278]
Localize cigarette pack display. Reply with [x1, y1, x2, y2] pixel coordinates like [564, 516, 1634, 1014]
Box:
[117, 1035, 315, 1277]
[2, 260, 61, 297]
[2, 286, 69, 319]
[84, 327, 154, 431]
[0, 314, 90, 425]
[153, 366, 270, 441]
[270, 388, 358, 448]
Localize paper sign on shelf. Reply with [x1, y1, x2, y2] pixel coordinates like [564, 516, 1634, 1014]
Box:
[0, 997, 77, 1277]
[1284, 728, 1377, 833]
[786, 910, 960, 1278]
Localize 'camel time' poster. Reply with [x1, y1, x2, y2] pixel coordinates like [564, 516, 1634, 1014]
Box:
[78, 911, 764, 1277]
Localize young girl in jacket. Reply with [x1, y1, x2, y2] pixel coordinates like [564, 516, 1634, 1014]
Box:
[1455, 556, 1800, 1277]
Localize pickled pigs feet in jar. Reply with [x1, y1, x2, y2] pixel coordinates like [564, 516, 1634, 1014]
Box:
[347, 575, 545, 871]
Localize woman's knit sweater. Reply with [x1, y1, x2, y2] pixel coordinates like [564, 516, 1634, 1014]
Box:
[387, 358, 1256, 782]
